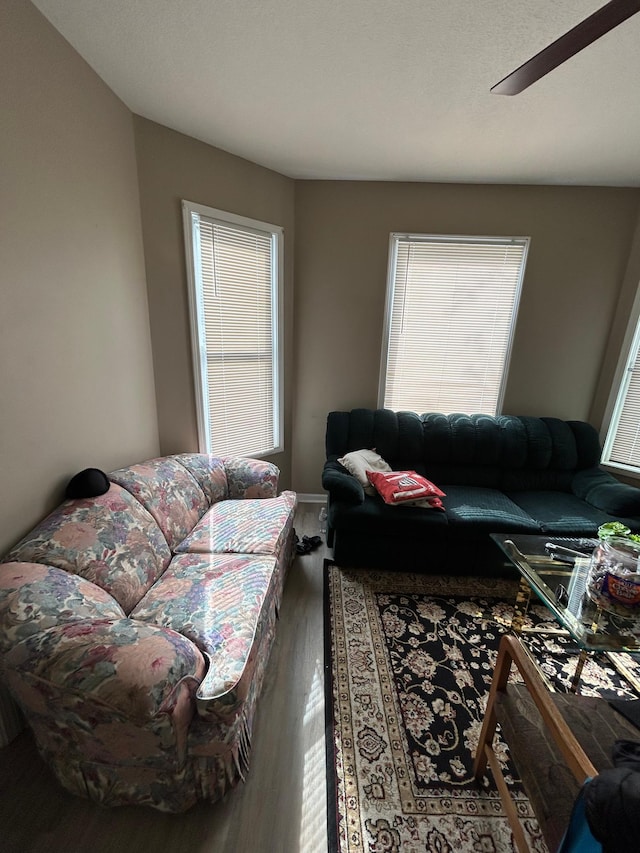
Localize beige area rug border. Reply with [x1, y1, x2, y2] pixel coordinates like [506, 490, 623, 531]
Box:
[325, 565, 542, 853]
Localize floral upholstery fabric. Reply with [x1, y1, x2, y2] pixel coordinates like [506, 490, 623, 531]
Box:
[186, 590, 281, 805]
[4, 618, 205, 724]
[3, 624, 205, 811]
[4, 484, 171, 614]
[22, 587, 280, 812]
[109, 457, 208, 552]
[174, 491, 297, 557]
[0, 562, 124, 654]
[48, 756, 198, 812]
[0, 453, 295, 812]
[131, 553, 279, 721]
[224, 457, 279, 499]
[173, 454, 229, 505]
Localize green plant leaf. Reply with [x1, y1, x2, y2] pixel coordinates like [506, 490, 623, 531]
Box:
[597, 521, 632, 540]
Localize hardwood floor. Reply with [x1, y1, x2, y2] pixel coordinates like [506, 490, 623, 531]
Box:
[0, 503, 330, 853]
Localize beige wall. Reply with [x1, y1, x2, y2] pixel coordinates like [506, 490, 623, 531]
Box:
[292, 181, 640, 493]
[592, 213, 640, 430]
[0, 0, 159, 554]
[133, 118, 295, 488]
[5, 3, 640, 526]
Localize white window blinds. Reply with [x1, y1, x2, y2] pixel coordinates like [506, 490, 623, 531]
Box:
[380, 235, 529, 415]
[183, 201, 283, 457]
[602, 319, 640, 473]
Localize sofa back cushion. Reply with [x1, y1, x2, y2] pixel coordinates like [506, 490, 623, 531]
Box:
[109, 457, 208, 551]
[223, 457, 279, 499]
[4, 484, 171, 614]
[172, 454, 229, 505]
[326, 409, 602, 490]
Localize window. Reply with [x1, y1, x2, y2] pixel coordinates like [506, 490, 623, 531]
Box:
[379, 234, 529, 415]
[182, 200, 283, 457]
[602, 309, 640, 476]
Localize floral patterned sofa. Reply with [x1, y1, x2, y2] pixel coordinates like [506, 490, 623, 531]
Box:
[0, 454, 297, 812]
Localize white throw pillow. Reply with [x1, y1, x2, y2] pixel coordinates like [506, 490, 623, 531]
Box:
[337, 449, 392, 496]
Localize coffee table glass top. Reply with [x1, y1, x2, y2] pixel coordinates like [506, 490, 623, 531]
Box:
[491, 533, 640, 653]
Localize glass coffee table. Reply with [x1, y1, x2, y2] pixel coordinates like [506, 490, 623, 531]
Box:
[491, 533, 640, 693]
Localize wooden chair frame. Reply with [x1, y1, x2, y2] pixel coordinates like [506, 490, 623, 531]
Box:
[473, 634, 597, 853]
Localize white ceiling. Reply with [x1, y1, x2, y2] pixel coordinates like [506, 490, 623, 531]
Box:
[31, 0, 640, 186]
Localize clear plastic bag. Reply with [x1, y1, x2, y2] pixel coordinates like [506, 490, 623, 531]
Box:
[587, 536, 640, 616]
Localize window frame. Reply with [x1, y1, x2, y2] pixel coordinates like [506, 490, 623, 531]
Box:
[378, 232, 529, 415]
[182, 199, 284, 458]
[601, 283, 640, 479]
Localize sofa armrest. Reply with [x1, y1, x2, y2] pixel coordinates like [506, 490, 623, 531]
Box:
[3, 618, 206, 725]
[222, 457, 280, 499]
[0, 562, 125, 655]
[572, 468, 640, 518]
[322, 460, 365, 505]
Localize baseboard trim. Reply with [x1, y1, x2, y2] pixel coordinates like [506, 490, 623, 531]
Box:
[296, 493, 326, 503]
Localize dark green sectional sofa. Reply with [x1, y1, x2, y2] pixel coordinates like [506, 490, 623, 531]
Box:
[322, 409, 640, 573]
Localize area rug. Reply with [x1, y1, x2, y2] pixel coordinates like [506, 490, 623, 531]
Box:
[323, 563, 640, 853]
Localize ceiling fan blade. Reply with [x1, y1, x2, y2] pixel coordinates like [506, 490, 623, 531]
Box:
[491, 0, 640, 95]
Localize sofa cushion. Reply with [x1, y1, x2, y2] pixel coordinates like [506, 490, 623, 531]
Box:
[441, 485, 541, 532]
[109, 457, 208, 551]
[338, 449, 392, 495]
[0, 562, 124, 654]
[505, 490, 621, 535]
[223, 457, 279, 499]
[500, 469, 575, 492]
[428, 412, 527, 468]
[174, 491, 297, 557]
[329, 494, 449, 536]
[568, 420, 605, 469]
[172, 454, 229, 504]
[131, 553, 278, 719]
[4, 484, 172, 614]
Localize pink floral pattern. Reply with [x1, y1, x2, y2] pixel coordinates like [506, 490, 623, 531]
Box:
[5, 618, 205, 722]
[131, 553, 279, 721]
[109, 457, 208, 551]
[173, 454, 229, 504]
[174, 491, 297, 557]
[223, 457, 279, 499]
[0, 453, 295, 811]
[3, 626, 206, 811]
[0, 562, 124, 653]
[5, 484, 171, 614]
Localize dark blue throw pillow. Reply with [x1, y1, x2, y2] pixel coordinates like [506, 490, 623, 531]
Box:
[65, 468, 110, 499]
